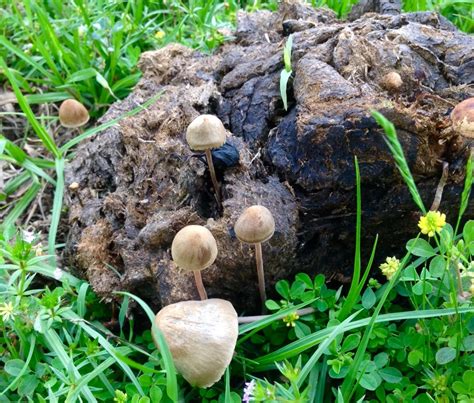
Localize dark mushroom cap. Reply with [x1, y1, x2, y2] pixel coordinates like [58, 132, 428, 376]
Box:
[451, 98, 474, 138]
[234, 205, 275, 244]
[186, 115, 226, 151]
[171, 225, 218, 272]
[59, 99, 90, 128]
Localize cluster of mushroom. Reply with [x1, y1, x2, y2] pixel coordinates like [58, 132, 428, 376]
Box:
[150, 114, 277, 388]
[154, 204, 275, 388]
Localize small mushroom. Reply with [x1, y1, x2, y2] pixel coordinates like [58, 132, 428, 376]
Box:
[153, 298, 238, 388]
[234, 205, 275, 308]
[58, 99, 90, 128]
[451, 97, 474, 138]
[381, 72, 403, 93]
[186, 115, 227, 209]
[171, 225, 218, 300]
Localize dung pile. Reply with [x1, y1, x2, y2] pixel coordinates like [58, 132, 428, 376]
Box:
[65, 0, 474, 312]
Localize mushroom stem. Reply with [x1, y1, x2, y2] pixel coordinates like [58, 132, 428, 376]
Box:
[255, 242, 267, 308]
[193, 270, 208, 300]
[205, 149, 222, 210]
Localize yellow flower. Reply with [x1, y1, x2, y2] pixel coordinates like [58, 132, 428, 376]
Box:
[0, 302, 14, 321]
[379, 256, 400, 280]
[470, 279, 474, 296]
[154, 30, 165, 40]
[282, 311, 299, 327]
[418, 211, 446, 237]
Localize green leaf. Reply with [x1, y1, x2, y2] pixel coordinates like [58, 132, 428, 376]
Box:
[341, 333, 361, 353]
[283, 34, 293, 71]
[429, 255, 446, 278]
[290, 280, 306, 299]
[359, 372, 382, 391]
[265, 299, 280, 310]
[296, 273, 313, 289]
[452, 381, 469, 395]
[406, 239, 435, 257]
[373, 352, 388, 369]
[400, 265, 418, 281]
[407, 350, 423, 366]
[378, 367, 402, 383]
[463, 370, 474, 387]
[461, 335, 474, 352]
[18, 374, 40, 396]
[412, 280, 433, 296]
[362, 287, 376, 310]
[435, 347, 456, 365]
[150, 386, 163, 402]
[276, 279, 290, 299]
[280, 69, 292, 111]
[295, 320, 311, 338]
[5, 359, 26, 376]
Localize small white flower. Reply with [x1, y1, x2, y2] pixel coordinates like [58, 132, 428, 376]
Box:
[22, 231, 35, 243]
[78, 24, 87, 37]
[0, 302, 14, 321]
[53, 268, 63, 281]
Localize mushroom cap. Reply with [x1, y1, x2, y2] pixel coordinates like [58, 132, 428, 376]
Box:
[381, 72, 403, 92]
[234, 205, 275, 244]
[59, 99, 90, 128]
[186, 115, 226, 150]
[171, 225, 218, 271]
[153, 299, 238, 388]
[451, 98, 474, 138]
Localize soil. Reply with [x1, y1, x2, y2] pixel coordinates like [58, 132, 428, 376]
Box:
[65, 0, 474, 313]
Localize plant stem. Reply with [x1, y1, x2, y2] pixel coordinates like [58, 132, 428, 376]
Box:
[237, 307, 315, 324]
[193, 270, 207, 300]
[430, 161, 449, 211]
[255, 242, 266, 310]
[205, 148, 222, 210]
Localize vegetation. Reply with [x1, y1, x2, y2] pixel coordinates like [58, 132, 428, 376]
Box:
[1, 0, 474, 402]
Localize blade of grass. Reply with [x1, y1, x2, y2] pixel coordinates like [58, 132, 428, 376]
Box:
[61, 310, 145, 396]
[338, 156, 363, 320]
[42, 327, 96, 402]
[0, 57, 61, 158]
[48, 157, 65, 262]
[2, 181, 41, 230]
[114, 291, 178, 402]
[372, 110, 426, 213]
[253, 306, 474, 366]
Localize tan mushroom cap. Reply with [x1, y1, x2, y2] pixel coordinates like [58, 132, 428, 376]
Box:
[171, 225, 218, 272]
[234, 205, 275, 244]
[153, 299, 238, 388]
[59, 99, 90, 128]
[451, 98, 474, 138]
[381, 71, 403, 92]
[186, 114, 226, 150]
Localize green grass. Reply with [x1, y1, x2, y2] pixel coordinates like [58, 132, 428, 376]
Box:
[0, 1, 473, 402]
[0, 0, 472, 121]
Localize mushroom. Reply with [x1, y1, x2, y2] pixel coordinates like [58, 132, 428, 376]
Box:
[381, 72, 403, 93]
[186, 115, 227, 209]
[451, 97, 474, 138]
[171, 225, 218, 300]
[153, 298, 238, 388]
[58, 99, 90, 128]
[234, 205, 275, 308]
